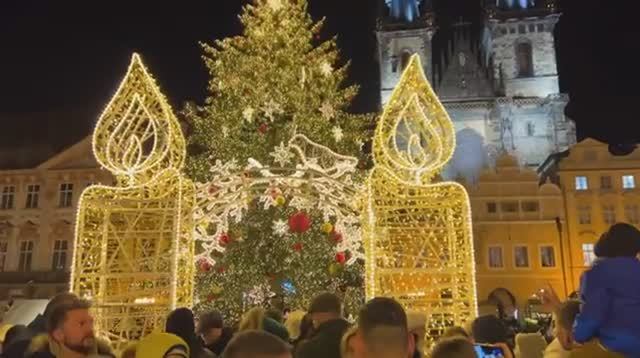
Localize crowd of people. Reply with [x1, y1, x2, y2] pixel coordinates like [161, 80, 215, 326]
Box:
[0, 223, 638, 357]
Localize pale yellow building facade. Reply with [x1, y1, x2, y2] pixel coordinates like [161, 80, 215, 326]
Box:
[467, 154, 569, 314]
[0, 137, 111, 299]
[543, 138, 640, 291]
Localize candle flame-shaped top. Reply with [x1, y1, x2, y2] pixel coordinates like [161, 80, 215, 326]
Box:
[93, 53, 186, 186]
[373, 54, 455, 185]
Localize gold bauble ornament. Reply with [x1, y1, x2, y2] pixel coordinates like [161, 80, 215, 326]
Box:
[321, 222, 334, 234]
[275, 195, 286, 206]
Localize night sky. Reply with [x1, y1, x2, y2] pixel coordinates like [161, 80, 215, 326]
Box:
[1, 0, 639, 163]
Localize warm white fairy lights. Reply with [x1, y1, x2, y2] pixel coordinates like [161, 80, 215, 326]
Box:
[363, 54, 478, 346]
[71, 53, 195, 346]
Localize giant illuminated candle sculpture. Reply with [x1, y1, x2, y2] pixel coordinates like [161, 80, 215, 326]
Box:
[70, 54, 195, 344]
[363, 54, 477, 342]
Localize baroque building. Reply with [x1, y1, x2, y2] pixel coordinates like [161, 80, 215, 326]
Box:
[377, 0, 576, 181]
[0, 137, 111, 299]
[540, 139, 640, 293]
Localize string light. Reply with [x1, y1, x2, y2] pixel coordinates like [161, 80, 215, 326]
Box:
[363, 54, 477, 347]
[70, 53, 195, 346]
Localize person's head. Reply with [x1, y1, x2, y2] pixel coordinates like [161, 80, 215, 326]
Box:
[198, 311, 224, 345]
[222, 330, 291, 358]
[43, 292, 79, 319]
[266, 308, 284, 324]
[283, 310, 306, 340]
[471, 315, 509, 345]
[354, 297, 413, 358]
[136, 332, 190, 358]
[553, 300, 581, 350]
[239, 307, 266, 332]
[308, 292, 342, 328]
[442, 326, 470, 340]
[166, 308, 197, 345]
[47, 298, 95, 355]
[430, 337, 477, 358]
[595, 222, 640, 258]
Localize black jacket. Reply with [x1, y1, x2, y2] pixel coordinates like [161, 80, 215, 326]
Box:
[295, 318, 350, 358]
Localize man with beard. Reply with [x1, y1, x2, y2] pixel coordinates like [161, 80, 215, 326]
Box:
[26, 297, 114, 358]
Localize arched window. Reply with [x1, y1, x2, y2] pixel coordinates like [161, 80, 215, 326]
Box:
[516, 41, 533, 77]
[400, 51, 412, 71]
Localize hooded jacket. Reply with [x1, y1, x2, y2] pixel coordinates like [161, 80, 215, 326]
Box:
[573, 257, 640, 357]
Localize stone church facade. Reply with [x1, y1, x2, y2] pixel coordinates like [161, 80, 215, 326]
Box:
[377, 0, 576, 182]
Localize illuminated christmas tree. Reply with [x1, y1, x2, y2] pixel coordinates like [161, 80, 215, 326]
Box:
[186, 0, 370, 320]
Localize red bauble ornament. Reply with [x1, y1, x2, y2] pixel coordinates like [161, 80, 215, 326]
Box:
[331, 231, 343, 244]
[198, 259, 212, 272]
[218, 233, 231, 246]
[335, 252, 347, 265]
[258, 123, 268, 134]
[288, 212, 311, 233]
[293, 242, 303, 252]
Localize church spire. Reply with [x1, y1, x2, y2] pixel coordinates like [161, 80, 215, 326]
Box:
[385, 0, 422, 23]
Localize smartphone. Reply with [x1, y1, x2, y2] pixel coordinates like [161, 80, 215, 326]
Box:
[473, 344, 505, 358]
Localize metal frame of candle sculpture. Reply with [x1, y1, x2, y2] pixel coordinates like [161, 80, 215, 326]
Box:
[363, 54, 478, 345]
[70, 53, 195, 345]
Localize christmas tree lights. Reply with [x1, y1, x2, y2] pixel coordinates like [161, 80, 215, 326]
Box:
[363, 54, 477, 345]
[70, 53, 195, 345]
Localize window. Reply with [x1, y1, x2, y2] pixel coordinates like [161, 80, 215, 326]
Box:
[510, 27, 516, 34]
[59, 183, 74, 208]
[0, 241, 7, 272]
[602, 205, 616, 225]
[578, 206, 591, 224]
[537, 23, 544, 32]
[52, 240, 68, 271]
[501, 27, 508, 35]
[488, 247, 504, 268]
[1, 186, 15, 210]
[516, 42, 533, 77]
[518, 25, 526, 34]
[514, 246, 530, 268]
[526, 122, 535, 136]
[18, 241, 34, 272]
[501, 202, 519, 213]
[487, 202, 497, 213]
[521, 201, 539, 212]
[582, 244, 596, 266]
[25, 184, 40, 209]
[575, 176, 588, 191]
[623, 175, 636, 189]
[600, 176, 612, 190]
[540, 246, 556, 267]
[626, 205, 640, 224]
[400, 51, 412, 72]
[528, 24, 536, 33]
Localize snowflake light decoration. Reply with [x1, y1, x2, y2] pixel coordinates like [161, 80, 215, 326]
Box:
[332, 126, 344, 142]
[320, 62, 333, 77]
[270, 141, 295, 167]
[319, 101, 336, 120]
[243, 107, 255, 123]
[194, 134, 363, 265]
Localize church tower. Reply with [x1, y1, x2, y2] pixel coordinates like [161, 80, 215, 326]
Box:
[377, 0, 436, 105]
[482, 0, 561, 97]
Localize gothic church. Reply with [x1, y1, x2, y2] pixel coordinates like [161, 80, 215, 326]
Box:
[377, 0, 576, 181]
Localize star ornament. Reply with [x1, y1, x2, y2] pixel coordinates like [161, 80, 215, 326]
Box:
[319, 101, 336, 120]
[272, 220, 288, 236]
[263, 99, 282, 122]
[267, 0, 283, 10]
[243, 107, 255, 123]
[332, 126, 344, 142]
[270, 142, 295, 167]
[320, 62, 333, 77]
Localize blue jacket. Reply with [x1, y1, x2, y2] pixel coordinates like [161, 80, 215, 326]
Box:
[573, 257, 640, 357]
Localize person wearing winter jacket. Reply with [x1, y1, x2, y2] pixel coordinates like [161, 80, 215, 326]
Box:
[573, 223, 640, 356]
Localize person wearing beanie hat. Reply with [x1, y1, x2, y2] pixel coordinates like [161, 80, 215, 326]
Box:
[136, 332, 190, 358]
[198, 311, 233, 356]
[296, 292, 350, 358]
[166, 308, 215, 358]
[573, 223, 640, 356]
